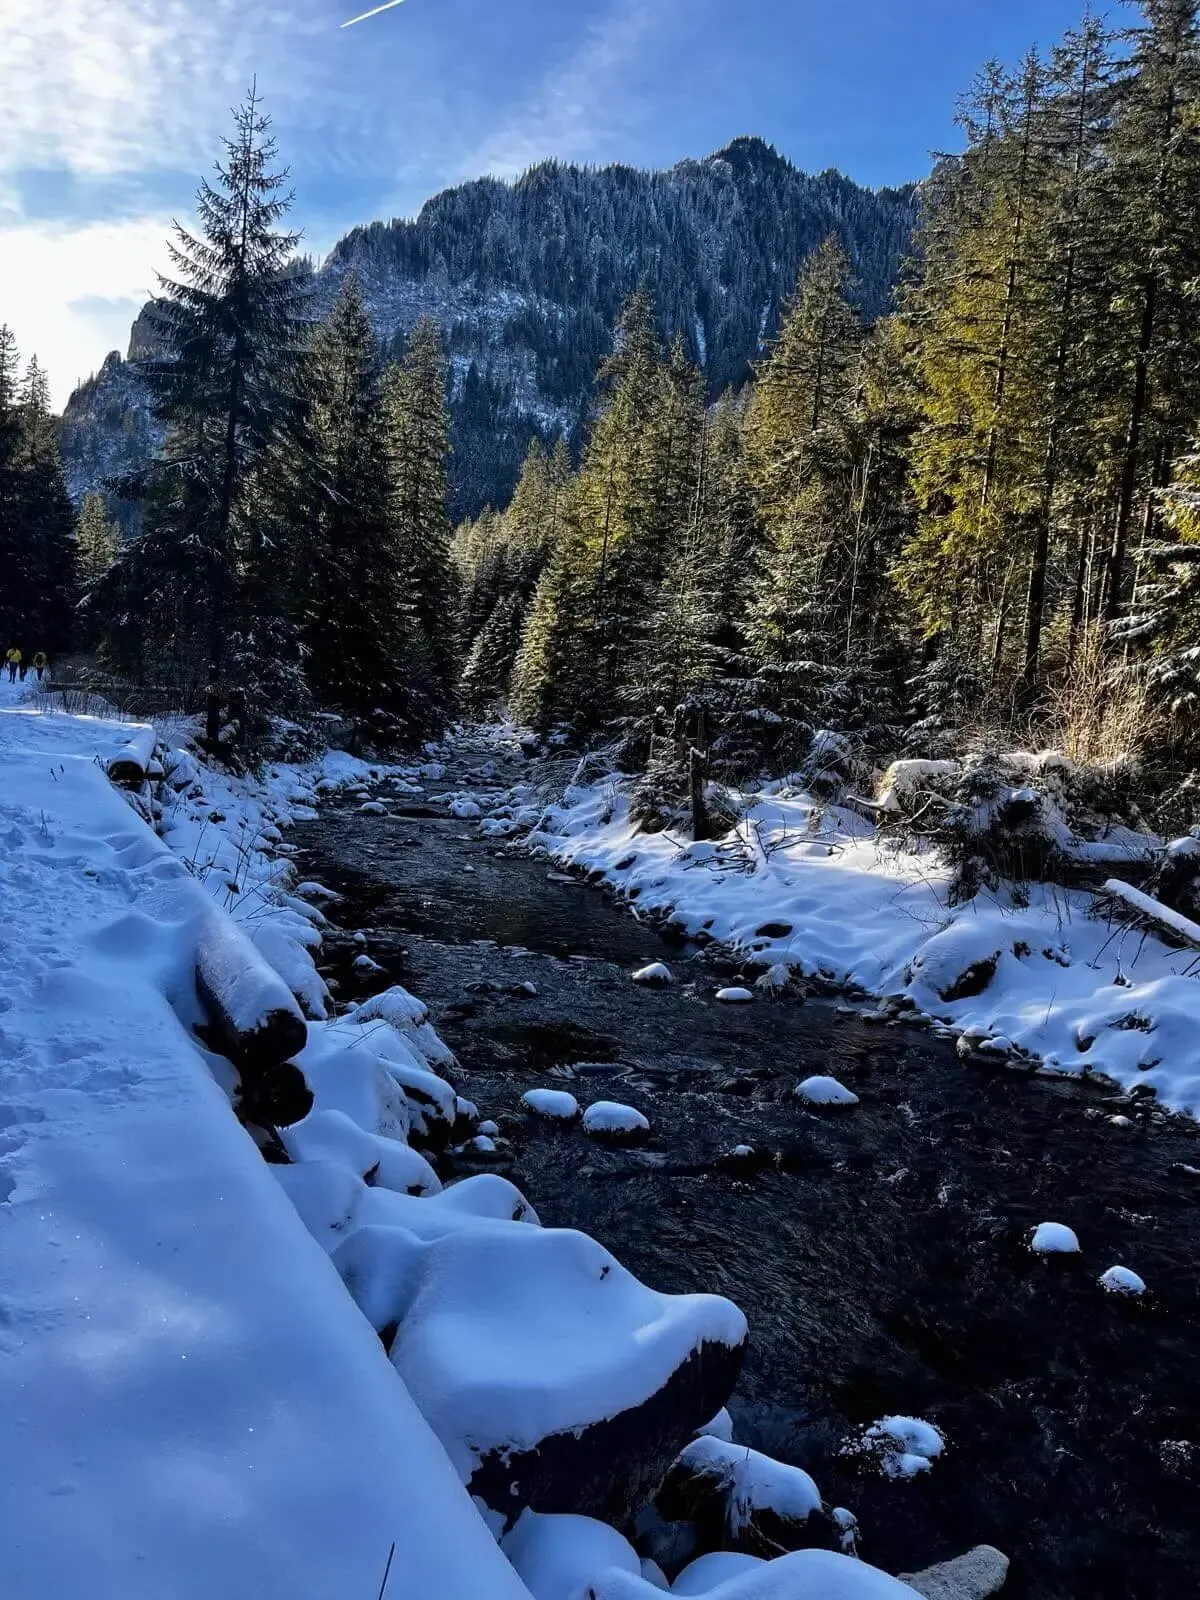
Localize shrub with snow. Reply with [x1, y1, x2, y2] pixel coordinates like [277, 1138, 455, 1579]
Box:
[841, 1416, 945, 1481]
[656, 1434, 826, 1555]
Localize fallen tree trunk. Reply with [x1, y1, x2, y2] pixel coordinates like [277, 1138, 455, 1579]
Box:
[1097, 878, 1200, 952]
[106, 726, 158, 787]
[195, 906, 309, 1068]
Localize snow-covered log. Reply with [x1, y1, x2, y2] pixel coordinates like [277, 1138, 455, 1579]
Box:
[1098, 878, 1200, 951]
[195, 905, 309, 1067]
[106, 724, 158, 786]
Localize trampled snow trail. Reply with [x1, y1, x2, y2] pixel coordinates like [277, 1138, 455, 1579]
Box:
[0, 690, 530, 1600]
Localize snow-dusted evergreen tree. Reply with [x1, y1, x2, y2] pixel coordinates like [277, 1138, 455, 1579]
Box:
[742, 237, 865, 738]
[456, 437, 571, 711]
[262, 275, 427, 737]
[0, 352, 78, 653]
[513, 294, 667, 728]
[76, 492, 121, 587]
[385, 317, 458, 719]
[115, 84, 306, 743]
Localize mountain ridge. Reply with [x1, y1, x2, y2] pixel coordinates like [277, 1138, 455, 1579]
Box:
[60, 138, 919, 522]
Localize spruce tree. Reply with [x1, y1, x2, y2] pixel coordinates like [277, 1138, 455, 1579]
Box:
[9, 357, 78, 653]
[742, 238, 864, 733]
[385, 317, 457, 718]
[1097, 0, 1200, 622]
[131, 83, 305, 742]
[76, 493, 121, 588]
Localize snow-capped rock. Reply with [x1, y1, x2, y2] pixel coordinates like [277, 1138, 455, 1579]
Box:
[523, 1088, 581, 1122]
[633, 962, 674, 986]
[1100, 1265, 1146, 1296]
[582, 1101, 651, 1142]
[1030, 1222, 1081, 1255]
[796, 1075, 859, 1107]
[715, 986, 754, 1004]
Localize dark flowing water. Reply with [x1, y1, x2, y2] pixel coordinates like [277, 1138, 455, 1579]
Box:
[292, 745, 1200, 1600]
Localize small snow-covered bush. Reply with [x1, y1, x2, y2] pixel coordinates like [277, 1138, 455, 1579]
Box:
[876, 747, 1157, 902]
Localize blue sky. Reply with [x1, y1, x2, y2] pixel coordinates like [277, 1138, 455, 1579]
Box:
[0, 0, 1122, 404]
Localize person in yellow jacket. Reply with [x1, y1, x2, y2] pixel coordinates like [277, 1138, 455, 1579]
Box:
[5, 647, 20, 683]
[32, 650, 47, 682]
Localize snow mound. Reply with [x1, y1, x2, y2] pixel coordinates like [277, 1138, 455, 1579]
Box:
[451, 796, 484, 820]
[1031, 1222, 1081, 1255]
[523, 1088, 581, 1122]
[633, 962, 674, 986]
[502, 1509, 642, 1599]
[585, 1549, 918, 1598]
[796, 1075, 859, 1107]
[583, 1101, 651, 1140]
[716, 987, 754, 1004]
[671, 1552, 765, 1593]
[1100, 1265, 1147, 1296]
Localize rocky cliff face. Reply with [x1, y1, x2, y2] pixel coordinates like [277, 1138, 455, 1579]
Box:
[59, 138, 918, 522]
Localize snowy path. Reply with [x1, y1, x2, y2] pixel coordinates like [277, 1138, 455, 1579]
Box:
[0, 686, 530, 1599]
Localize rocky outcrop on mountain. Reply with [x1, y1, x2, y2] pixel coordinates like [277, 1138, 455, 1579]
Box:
[58, 350, 162, 534]
[59, 137, 917, 522]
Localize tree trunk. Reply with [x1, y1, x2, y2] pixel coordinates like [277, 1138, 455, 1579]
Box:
[1103, 274, 1157, 623]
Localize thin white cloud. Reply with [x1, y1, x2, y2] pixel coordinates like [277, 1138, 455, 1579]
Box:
[0, 0, 327, 179]
[0, 217, 173, 406]
[465, 0, 683, 180]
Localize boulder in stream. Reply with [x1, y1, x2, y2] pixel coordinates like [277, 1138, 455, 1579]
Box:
[900, 1545, 1010, 1600]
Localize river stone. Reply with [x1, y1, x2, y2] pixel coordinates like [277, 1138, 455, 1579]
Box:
[900, 1545, 1010, 1599]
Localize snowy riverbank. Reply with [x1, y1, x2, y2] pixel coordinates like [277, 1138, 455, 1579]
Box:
[504, 756, 1200, 1120]
[1, 687, 982, 1600]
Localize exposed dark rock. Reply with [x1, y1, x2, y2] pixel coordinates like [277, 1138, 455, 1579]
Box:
[467, 1337, 745, 1529]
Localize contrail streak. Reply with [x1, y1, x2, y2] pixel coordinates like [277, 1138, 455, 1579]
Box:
[341, 0, 406, 27]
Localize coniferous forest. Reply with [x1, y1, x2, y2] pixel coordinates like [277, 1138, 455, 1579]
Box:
[8, 1, 1200, 804]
